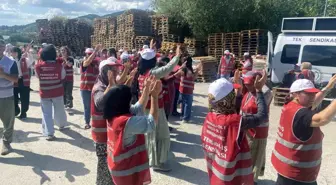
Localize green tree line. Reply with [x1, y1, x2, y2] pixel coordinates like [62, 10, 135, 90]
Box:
[152, 0, 336, 37]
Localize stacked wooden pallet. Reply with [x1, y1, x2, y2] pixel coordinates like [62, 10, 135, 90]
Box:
[184, 37, 205, 56]
[134, 36, 151, 51]
[208, 33, 223, 61]
[36, 18, 92, 56]
[161, 42, 179, 51]
[273, 87, 289, 106]
[36, 19, 53, 44]
[152, 15, 181, 43]
[192, 56, 218, 82]
[240, 29, 267, 57]
[115, 10, 152, 50]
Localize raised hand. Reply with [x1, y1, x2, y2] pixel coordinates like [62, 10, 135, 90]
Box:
[107, 70, 116, 87]
[150, 80, 162, 97]
[326, 75, 336, 90]
[233, 70, 242, 86]
[254, 70, 267, 91]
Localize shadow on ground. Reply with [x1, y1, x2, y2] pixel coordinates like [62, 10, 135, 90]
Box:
[55, 128, 95, 152]
[0, 149, 90, 185]
[157, 159, 209, 185]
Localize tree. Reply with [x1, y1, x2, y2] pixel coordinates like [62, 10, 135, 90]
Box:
[152, 0, 336, 37]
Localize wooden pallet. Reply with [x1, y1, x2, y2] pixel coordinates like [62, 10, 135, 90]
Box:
[273, 87, 290, 106]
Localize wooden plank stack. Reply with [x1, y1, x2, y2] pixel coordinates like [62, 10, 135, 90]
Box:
[192, 56, 218, 82]
[273, 87, 290, 106]
[36, 18, 93, 56]
[208, 33, 223, 61]
[152, 15, 181, 43]
[208, 29, 267, 62]
[134, 36, 151, 50]
[240, 29, 267, 57]
[184, 37, 206, 56]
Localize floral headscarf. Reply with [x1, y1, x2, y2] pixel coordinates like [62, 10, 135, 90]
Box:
[208, 90, 236, 115]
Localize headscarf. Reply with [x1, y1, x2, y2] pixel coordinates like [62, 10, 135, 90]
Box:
[208, 90, 236, 115]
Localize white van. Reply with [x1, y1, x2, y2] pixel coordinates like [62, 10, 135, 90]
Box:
[268, 17, 336, 85]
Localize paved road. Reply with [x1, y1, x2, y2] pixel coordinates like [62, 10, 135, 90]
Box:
[0, 75, 335, 185]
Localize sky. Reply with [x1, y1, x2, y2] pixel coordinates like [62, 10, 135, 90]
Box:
[0, 0, 151, 26]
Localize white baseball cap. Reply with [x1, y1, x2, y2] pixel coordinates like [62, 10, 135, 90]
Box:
[99, 57, 121, 71]
[118, 49, 123, 52]
[208, 78, 241, 103]
[243, 52, 249, 56]
[140, 48, 156, 60]
[120, 52, 129, 60]
[85, 48, 94, 54]
[143, 45, 149, 49]
[224, 50, 230, 55]
[290, 79, 320, 93]
[169, 50, 173, 53]
[132, 49, 136, 52]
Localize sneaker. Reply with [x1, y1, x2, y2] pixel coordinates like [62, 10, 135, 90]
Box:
[1, 142, 13, 155]
[46, 135, 56, 141]
[84, 124, 91, 130]
[153, 163, 172, 172]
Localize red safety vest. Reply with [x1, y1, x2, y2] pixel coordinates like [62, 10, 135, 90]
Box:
[14, 58, 30, 87]
[179, 74, 195, 95]
[58, 57, 74, 82]
[162, 80, 170, 103]
[241, 59, 253, 75]
[80, 58, 99, 91]
[220, 56, 235, 77]
[241, 93, 269, 139]
[91, 86, 107, 144]
[173, 65, 181, 89]
[201, 112, 253, 185]
[107, 114, 151, 185]
[271, 101, 323, 183]
[138, 70, 164, 109]
[35, 61, 64, 98]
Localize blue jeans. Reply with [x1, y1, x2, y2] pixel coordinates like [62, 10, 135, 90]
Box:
[181, 93, 193, 121]
[41, 96, 67, 136]
[173, 88, 180, 113]
[80, 90, 91, 125]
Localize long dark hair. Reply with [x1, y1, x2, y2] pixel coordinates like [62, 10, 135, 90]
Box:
[183, 56, 194, 76]
[60, 46, 71, 57]
[103, 85, 132, 120]
[11, 47, 22, 61]
[108, 48, 117, 58]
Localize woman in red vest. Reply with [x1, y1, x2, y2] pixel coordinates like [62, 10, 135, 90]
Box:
[202, 70, 268, 185]
[80, 45, 101, 129]
[241, 71, 273, 184]
[12, 46, 33, 119]
[241, 52, 253, 75]
[173, 56, 201, 123]
[271, 77, 336, 185]
[218, 50, 235, 79]
[103, 78, 161, 185]
[59, 46, 74, 110]
[131, 40, 181, 171]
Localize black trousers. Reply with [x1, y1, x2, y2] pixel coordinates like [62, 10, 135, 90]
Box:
[63, 81, 73, 108]
[276, 174, 317, 185]
[14, 78, 30, 115]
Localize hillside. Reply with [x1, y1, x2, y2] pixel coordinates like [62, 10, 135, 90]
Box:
[0, 10, 128, 35]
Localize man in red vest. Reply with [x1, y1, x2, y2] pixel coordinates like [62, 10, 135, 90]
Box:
[81, 45, 101, 129]
[218, 50, 235, 79]
[35, 44, 68, 141]
[202, 70, 268, 185]
[272, 77, 336, 185]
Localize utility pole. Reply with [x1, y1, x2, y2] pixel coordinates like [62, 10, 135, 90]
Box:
[324, 0, 328, 16]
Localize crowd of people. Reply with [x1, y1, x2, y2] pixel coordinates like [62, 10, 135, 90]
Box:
[0, 38, 336, 185]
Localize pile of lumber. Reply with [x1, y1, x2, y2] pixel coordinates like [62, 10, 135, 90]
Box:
[240, 29, 267, 57]
[273, 87, 290, 106]
[192, 56, 218, 82]
[116, 10, 152, 50]
[184, 37, 206, 56]
[91, 17, 117, 49]
[36, 18, 93, 56]
[208, 29, 267, 62]
[134, 36, 152, 50]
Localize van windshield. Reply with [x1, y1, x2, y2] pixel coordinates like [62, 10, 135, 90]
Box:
[301, 45, 336, 67]
[281, 44, 300, 64]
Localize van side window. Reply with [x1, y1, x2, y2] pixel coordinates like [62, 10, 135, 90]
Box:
[302, 45, 336, 67]
[281, 45, 300, 64]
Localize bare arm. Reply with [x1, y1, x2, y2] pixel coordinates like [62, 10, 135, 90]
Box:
[311, 100, 336, 127]
[312, 88, 331, 110]
[1, 73, 18, 83]
[138, 86, 150, 111]
[82, 52, 97, 67]
[116, 66, 130, 85]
